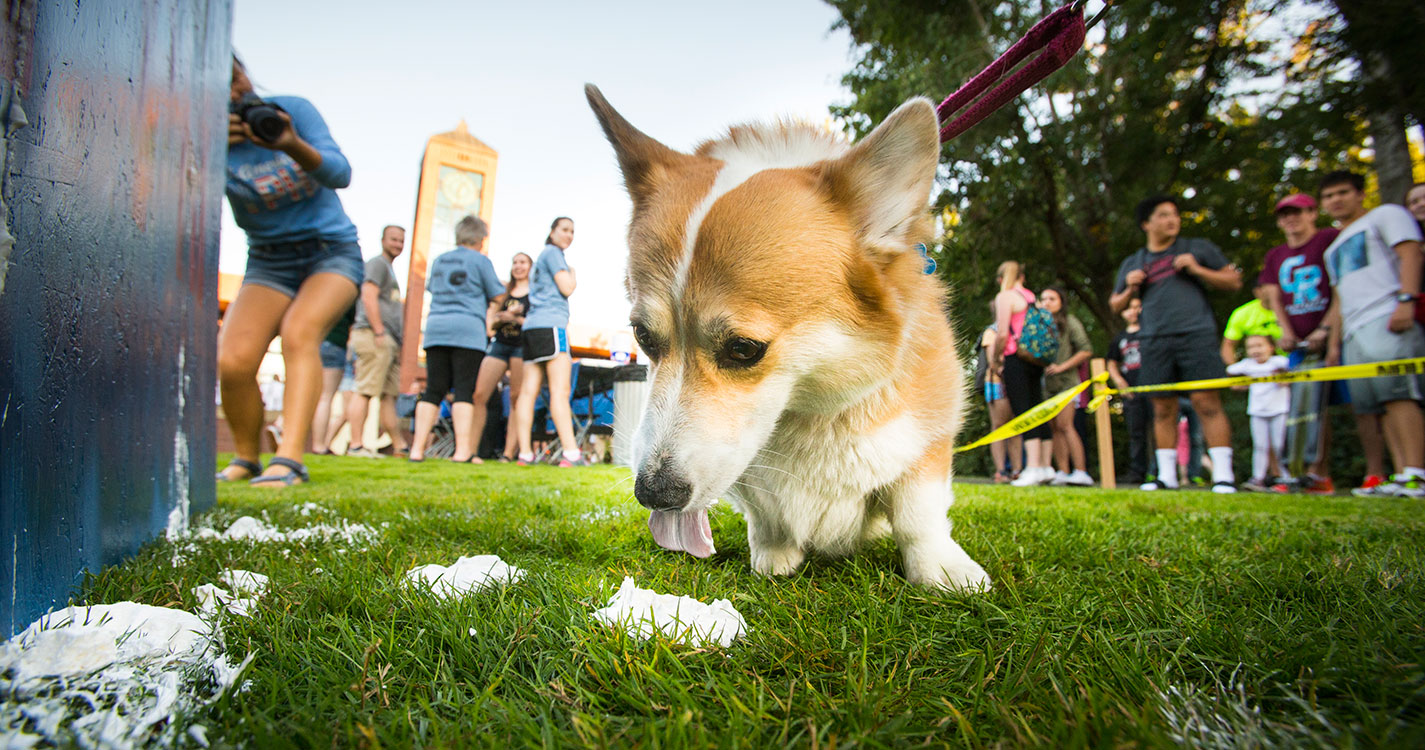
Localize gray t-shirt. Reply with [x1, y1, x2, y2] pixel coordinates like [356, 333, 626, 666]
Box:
[353, 255, 403, 342]
[422, 247, 506, 351]
[1324, 204, 1423, 337]
[1112, 237, 1231, 337]
[523, 244, 571, 329]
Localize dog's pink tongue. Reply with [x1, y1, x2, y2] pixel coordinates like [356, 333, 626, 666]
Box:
[648, 509, 715, 558]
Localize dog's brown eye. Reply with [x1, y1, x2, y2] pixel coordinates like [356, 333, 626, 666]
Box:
[721, 337, 766, 367]
[632, 324, 662, 359]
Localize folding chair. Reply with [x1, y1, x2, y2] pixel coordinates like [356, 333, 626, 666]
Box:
[425, 399, 457, 459]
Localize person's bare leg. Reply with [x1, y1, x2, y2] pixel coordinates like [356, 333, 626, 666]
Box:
[515, 362, 545, 458]
[326, 390, 351, 448]
[545, 354, 578, 453]
[503, 357, 524, 459]
[345, 393, 371, 450]
[1382, 400, 1425, 473]
[378, 395, 407, 454]
[987, 397, 1010, 476]
[1056, 407, 1087, 472]
[409, 401, 440, 461]
[1190, 391, 1231, 448]
[310, 367, 342, 454]
[259, 273, 357, 480]
[450, 402, 477, 462]
[217, 284, 290, 480]
[1050, 409, 1070, 473]
[1356, 413, 1387, 478]
[1024, 437, 1048, 470]
[467, 356, 508, 463]
[1152, 397, 1180, 454]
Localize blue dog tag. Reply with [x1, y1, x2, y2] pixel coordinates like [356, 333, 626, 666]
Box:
[916, 243, 937, 275]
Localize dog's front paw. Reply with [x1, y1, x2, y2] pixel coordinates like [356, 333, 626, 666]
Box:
[750, 544, 806, 577]
[908, 558, 992, 593]
[904, 542, 992, 593]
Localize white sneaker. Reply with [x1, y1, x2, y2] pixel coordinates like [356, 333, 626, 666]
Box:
[1011, 467, 1050, 487]
[1212, 481, 1237, 494]
[346, 446, 385, 459]
[1139, 479, 1177, 491]
[1064, 470, 1094, 486]
[1357, 473, 1425, 499]
[1049, 471, 1070, 486]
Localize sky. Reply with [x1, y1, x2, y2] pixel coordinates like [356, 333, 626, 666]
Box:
[224, 0, 858, 333]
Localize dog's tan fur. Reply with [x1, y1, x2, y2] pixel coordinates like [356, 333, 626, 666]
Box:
[588, 85, 989, 591]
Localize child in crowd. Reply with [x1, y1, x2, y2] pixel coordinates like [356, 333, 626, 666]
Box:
[1225, 334, 1291, 491]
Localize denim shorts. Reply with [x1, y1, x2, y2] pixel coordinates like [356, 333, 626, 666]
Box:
[487, 338, 523, 362]
[243, 238, 363, 298]
[319, 340, 347, 370]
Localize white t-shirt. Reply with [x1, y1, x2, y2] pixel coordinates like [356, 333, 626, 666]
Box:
[1323, 204, 1423, 337]
[1226, 355, 1290, 417]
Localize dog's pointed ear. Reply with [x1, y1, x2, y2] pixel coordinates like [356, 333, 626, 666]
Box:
[819, 97, 940, 250]
[586, 84, 688, 207]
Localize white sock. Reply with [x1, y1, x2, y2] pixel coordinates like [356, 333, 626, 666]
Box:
[1155, 450, 1179, 487]
[1209, 446, 1235, 484]
[563, 449, 582, 462]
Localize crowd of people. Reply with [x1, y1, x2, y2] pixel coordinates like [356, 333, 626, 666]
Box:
[979, 174, 1424, 498]
[216, 57, 588, 489]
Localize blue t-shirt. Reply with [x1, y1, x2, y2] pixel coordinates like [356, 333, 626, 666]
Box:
[225, 95, 359, 246]
[423, 247, 506, 351]
[523, 244, 571, 329]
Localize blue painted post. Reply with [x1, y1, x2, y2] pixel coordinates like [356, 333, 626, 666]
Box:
[0, 0, 232, 635]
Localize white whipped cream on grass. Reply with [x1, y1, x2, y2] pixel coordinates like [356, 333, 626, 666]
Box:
[591, 577, 748, 647]
[193, 569, 270, 619]
[0, 602, 253, 749]
[403, 555, 525, 600]
[168, 514, 383, 567]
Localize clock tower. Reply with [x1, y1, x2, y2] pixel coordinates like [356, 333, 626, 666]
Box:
[399, 120, 498, 391]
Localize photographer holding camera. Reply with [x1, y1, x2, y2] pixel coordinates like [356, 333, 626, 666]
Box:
[216, 56, 363, 487]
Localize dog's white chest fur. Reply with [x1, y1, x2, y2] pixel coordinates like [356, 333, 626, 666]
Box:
[729, 411, 933, 556]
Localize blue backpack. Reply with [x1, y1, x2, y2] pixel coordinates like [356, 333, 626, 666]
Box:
[1015, 305, 1060, 366]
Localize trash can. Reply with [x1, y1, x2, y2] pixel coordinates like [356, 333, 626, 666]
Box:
[612, 364, 649, 467]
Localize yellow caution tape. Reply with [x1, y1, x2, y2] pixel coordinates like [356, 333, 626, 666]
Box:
[958, 356, 1425, 452]
[956, 372, 1108, 453]
[1084, 356, 1425, 413]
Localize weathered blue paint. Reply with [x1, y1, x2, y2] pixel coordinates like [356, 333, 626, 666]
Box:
[0, 0, 232, 635]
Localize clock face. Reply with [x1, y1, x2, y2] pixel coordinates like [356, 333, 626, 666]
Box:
[440, 172, 478, 207]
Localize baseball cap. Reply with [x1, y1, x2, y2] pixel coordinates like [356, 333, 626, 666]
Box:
[1274, 193, 1316, 212]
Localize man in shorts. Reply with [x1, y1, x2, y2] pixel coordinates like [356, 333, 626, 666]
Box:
[1318, 171, 1425, 498]
[345, 225, 409, 458]
[1109, 195, 1243, 492]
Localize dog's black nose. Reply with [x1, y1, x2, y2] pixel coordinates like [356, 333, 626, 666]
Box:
[635, 458, 692, 511]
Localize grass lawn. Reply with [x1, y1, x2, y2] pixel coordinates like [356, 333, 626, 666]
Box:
[72, 455, 1425, 748]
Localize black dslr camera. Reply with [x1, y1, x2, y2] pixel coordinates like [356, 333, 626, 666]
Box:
[229, 93, 287, 143]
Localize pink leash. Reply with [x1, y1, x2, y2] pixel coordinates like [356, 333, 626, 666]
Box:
[936, 2, 1089, 142]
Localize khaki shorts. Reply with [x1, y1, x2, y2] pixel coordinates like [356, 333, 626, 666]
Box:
[349, 328, 401, 397]
[1343, 319, 1425, 414]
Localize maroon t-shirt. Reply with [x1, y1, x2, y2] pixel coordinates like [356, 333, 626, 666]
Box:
[1257, 228, 1339, 338]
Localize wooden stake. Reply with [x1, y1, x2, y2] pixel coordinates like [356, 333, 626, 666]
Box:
[1090, 358, 1116, 489]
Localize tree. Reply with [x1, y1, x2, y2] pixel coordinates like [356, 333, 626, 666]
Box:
[827, 0, 1365, 348]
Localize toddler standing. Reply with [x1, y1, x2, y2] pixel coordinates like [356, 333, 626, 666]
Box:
[1225, 334, 1290, 491]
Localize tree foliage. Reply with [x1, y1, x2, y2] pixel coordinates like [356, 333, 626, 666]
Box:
[827, 0, 1367, 347]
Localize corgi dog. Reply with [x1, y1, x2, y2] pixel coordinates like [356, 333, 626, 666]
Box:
[586, 85, 989, 592]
